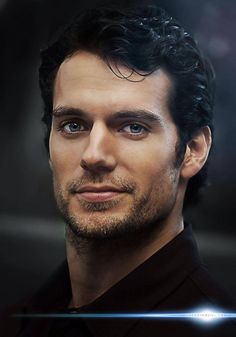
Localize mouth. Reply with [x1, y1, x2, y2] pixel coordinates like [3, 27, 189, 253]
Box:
[75, 185, 126, 202]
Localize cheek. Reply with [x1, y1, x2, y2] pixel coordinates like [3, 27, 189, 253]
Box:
[122, 143, 171, 176]
[120, 141, 177, 194]
[49, 137, 82, 184]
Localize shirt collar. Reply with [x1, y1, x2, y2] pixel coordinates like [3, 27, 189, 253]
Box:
[28, 223, 202, 337]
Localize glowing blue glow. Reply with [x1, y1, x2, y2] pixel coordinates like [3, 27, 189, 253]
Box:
[12, 310, 236, 323]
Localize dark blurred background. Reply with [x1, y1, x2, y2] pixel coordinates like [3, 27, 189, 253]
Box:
[0, 0, 236, 311]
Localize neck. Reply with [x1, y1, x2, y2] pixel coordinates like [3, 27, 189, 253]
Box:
[66, 216, 184, 309]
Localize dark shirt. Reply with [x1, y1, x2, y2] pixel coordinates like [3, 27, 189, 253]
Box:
[1, 224, 236, 337]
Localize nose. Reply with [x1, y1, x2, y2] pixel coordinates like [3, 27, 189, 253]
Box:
[80, 121, 117, 174]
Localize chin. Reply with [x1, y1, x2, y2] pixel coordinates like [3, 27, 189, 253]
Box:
[65, 210, 135, 241]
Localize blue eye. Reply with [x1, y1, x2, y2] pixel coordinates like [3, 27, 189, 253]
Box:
[122, 123, 146, 134]
[62, 122, 85, 133]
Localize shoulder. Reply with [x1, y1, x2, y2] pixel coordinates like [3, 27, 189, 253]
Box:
[188, 264, 236, 309]
[161, 262, 236, 312]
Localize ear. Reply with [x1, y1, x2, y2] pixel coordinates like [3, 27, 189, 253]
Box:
[180, 126, 212, 180]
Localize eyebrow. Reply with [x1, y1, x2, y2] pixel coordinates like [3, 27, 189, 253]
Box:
[52, 106, 163, 126]
[53, 107, 88, 119]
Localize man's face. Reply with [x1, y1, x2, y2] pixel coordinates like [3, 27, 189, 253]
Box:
[49, 51, 183, 240]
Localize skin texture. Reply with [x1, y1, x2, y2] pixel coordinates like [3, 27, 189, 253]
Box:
[49, 51, 211, 307]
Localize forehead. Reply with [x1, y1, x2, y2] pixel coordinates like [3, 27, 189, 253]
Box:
[53, 51, 173, 122]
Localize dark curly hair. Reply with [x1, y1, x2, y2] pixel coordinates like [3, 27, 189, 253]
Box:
[39, 5, 215, 208]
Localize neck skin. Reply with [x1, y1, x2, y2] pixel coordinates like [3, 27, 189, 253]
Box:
[66, 209, 184, 309]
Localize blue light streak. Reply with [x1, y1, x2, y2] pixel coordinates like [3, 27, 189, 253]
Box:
[12, 311, 236, 321]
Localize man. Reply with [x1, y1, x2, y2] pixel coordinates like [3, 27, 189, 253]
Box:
[2, 4, 235, 337]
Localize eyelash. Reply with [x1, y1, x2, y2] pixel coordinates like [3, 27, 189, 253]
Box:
[57, 121, 149, 137]
[118, 123, 148, 136]
[59, 121, 87, 134]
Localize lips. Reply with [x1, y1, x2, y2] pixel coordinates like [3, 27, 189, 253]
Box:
[77, 185, 123, 193]
[76, 185, 125, 202]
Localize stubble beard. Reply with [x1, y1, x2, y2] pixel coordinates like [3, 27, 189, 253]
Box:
[53, 170, 179, 249]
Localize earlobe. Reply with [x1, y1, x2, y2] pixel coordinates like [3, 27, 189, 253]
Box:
[180, 126, 212, 180]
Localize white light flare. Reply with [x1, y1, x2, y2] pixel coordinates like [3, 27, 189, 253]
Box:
[190, 310, 225, 322]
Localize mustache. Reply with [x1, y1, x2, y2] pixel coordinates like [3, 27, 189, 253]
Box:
[67, 175, 136, 194]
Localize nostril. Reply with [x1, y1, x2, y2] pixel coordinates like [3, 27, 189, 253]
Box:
[80, 158, 115, 173]
[80, 159, 89, 170]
